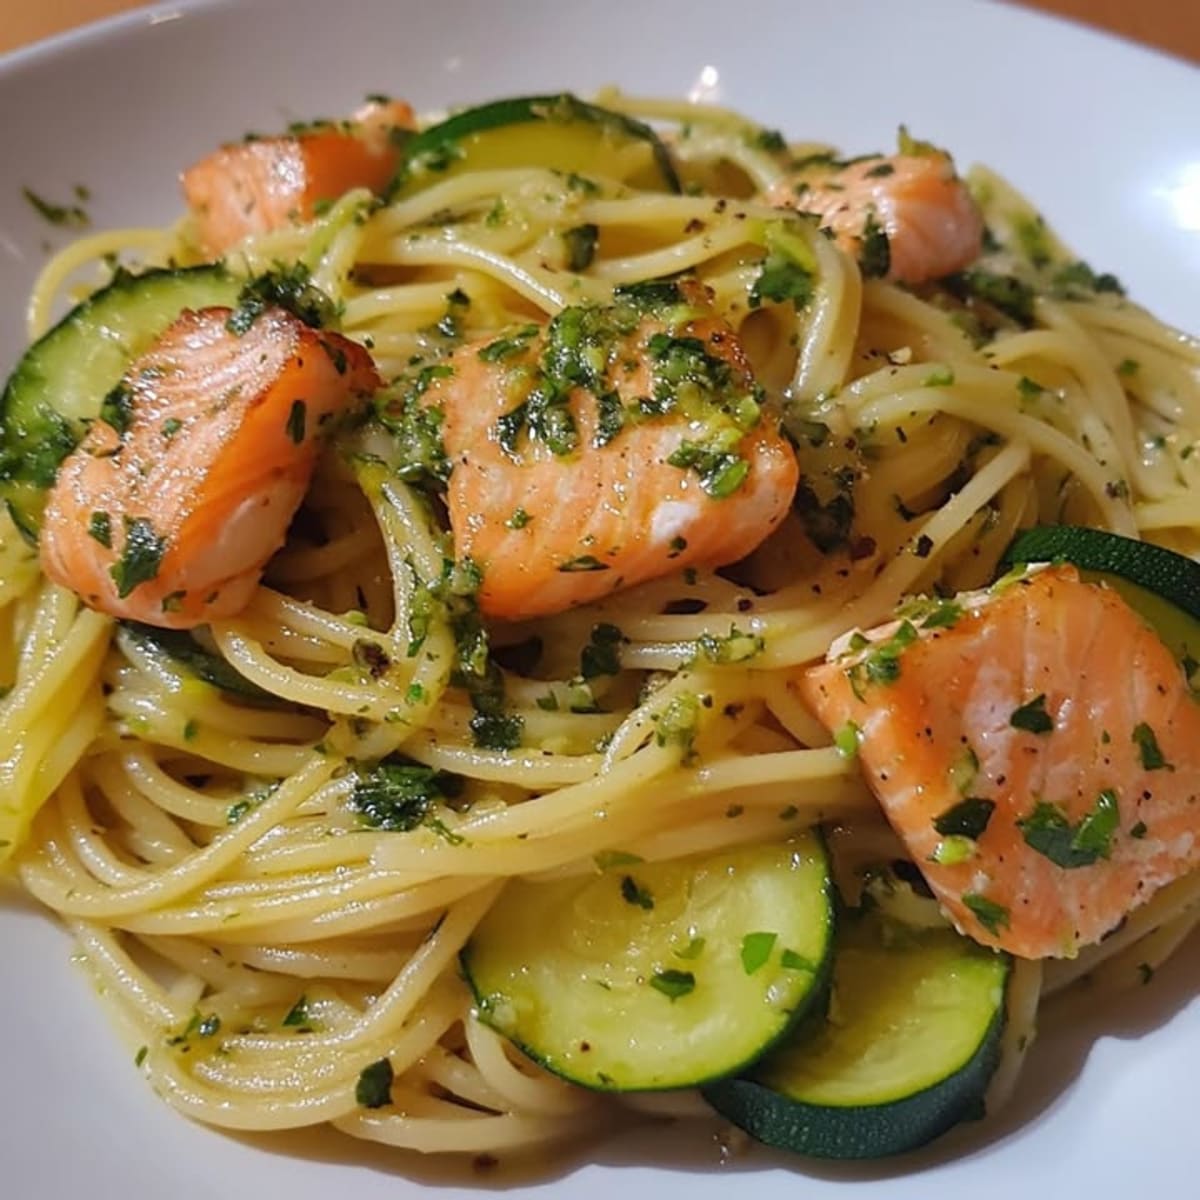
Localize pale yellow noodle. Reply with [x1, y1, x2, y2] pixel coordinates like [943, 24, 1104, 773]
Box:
[2, 92, 1198, 1170]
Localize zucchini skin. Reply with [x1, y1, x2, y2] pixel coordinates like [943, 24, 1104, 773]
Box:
[394, 93, 682, 196]
[0, 265, 240, 537]
[460, 836, 835, 1093]
[703, 1000, 1005, 1159]
[703, 906, 1012, 1161]
[1005, 525, 1200, 621]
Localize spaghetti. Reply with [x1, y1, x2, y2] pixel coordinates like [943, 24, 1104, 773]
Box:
[2, 91, 1199, 1162]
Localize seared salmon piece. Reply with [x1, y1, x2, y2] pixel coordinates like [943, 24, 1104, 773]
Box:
[182, 98, 415, 257]
[40, 307, 378, 628]
[413, 291, 799, 620]
[766, 152, 983, 285]
[801, 565, 1200, 958]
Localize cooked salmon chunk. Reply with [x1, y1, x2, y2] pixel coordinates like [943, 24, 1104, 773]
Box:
[182, 99, 415, 257]
[802, 565, 1200, 958]
[40, 306, 379, 628]
[405, 284, 799, 620]
[766, 151, 983, 285]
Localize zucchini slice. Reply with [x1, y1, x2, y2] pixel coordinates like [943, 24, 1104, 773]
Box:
[704, 911, 1010, 1159]
[1005, 526, 1200, 670]
[394, 93, 681, 198]
[0, 265, 241, 538]
[461, 835, 833, 1092]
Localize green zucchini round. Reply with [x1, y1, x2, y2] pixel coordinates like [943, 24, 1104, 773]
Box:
[0, 265, 241, 540]
[461, 835, 833, 1092]
[394, 93, 681, 198]
[703, 911, 1010, 1159]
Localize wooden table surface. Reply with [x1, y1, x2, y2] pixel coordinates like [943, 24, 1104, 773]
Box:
[2, 0, 1199, 63]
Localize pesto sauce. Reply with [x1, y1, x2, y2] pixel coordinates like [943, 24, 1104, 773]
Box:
[485, 280, 763, 498]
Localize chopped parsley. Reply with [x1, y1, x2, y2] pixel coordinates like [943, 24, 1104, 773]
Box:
[649, 969, 695, 1002]
[693, 626, 764, 665]
[933, 797, 995, 840]
[654, 692, 700, 757]
[373, 364, 454, 491]
[1017, 375, 1045, 402]
[564, 171, 601, 194]
[675, 936, 706, 960]
[563, 223, 600, 271]
[749, 224, 816, 310]
[282, 996, 313, 1029]
[349, 756, 464, 832]
[478, 323, 539, 363]
[485, 283, 759, 490]
[1010, 693, 1053, 734]
[750, 251, 815, 310]
[109, 518, 166, 598]
[407, 553, 523, 753]
[1050, 259, 1125, 298]
[355, 1058, 394, 1108]
[580, 622, 624, 679]
[620, 875, 654, 910]
[846, 620, 918, 696]
[435, 288, 470, 339]
[1017, 790, 1119, 869]
[858, 211, 891, 279]
[740, 931, 777, 976]
[792, 473, 856, 555]
[1130, 820, 1148, 839]
[1132, 722, 1171, 771]
[921, 600, 963, 630]
[962, 892, 1010, 935]
[667, 439, 749, 498]
[505, 507, 531, 530]
[226, 262, 338, 334]
[226, 799, 252, 825]
[950, 269, 1035, 326]
[468, 711, 523, 752]
[750, 127, 787, 152]
[613, 279, 686, 312]
[87, 511, 112, 548]
[167, 1010, 221, 1046]
[593, 390, 625, 447]
[23, 186, 90, 228]
[99, 382, 134, 437]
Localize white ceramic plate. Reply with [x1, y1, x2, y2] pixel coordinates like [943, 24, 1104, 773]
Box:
[1, 1, 1199, 1196]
